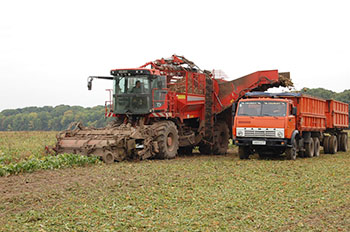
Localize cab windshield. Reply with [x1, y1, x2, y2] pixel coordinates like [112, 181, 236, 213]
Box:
[114, 76, 150, 94]
[237, 101, 287, 117]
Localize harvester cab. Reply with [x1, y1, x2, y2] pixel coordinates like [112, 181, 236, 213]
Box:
[88, 69, 167, 116]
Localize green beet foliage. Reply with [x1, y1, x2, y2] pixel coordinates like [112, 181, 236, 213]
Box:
[0, 153, 100, 177]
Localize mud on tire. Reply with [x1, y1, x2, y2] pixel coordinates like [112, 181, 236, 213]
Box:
[212, 121, 230, 155]
[152, 121, 179, 159]
[199, 121, 229, 155]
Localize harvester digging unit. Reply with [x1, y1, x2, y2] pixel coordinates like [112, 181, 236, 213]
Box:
[53, 55, 292, 163]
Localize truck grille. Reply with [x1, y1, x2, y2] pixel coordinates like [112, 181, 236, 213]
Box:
[244, 129, 276, 138]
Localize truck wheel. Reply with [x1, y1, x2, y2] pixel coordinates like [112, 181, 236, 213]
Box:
[323, 136, 330, 154]
[305, 138, 314, 158]
[313, 137, 320, 157]
[212, 121, 229, 155]
[286, 139, 297, 160]
[329, 135, 338, 154]
[178, 146, 193, 156]
[238, 146, 250, 159]
[154, 121, 179, 159]
[339, 134, 348, 152]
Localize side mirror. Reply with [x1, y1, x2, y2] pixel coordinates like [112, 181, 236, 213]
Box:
[87, 77, 93, 90]
[292, 106, 297, 116]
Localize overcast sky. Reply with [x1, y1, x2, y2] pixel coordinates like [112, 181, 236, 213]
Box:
[0, 0, 349, 111]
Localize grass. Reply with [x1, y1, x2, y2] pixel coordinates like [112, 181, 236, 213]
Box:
[0, 131, 349, 231]
[0, 131, 56, 164]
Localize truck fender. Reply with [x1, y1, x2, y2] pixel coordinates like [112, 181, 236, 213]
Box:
[291, 130, 299, 145]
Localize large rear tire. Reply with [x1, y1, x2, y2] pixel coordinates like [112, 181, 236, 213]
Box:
[212, 121, 229, 155]
[339, 133, 348, 152]
[313, 137, 320, 157]
[199, 143, 212, 155]
[199, 121, 229, 155]
[329, 135, 338, 154]
[238, 146, 250, 159]
[305, 138, 314, 158]
[153, 121, 179, 159]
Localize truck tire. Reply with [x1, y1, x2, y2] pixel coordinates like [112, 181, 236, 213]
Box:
[339, 133, 348, 152]
[329, 135, 338, 154]
[212, 121, 229, 155]
[305, 138, 314, 158]
[313, 137, 320, 157]
[154, 121, 179, 159]
[323, 136, 330, 154]
[178, 146, 193, 156]
[238, 146, 250, 159]
[286, 139, 297, 160]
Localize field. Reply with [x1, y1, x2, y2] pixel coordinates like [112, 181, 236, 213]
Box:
[0, 131, 350, 231]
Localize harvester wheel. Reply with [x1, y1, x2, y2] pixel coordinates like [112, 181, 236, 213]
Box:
[102, 152, 115, 164]
[178, 146, 193, 156]
[212, 121, 229, 155]
[329, 135, 338, 154]
[286, 139, 297, 160]
[199, 143, 212, 155]
[323, 136, 330, 154]
[154, 121, 179, 159]
[313, 137, 320, 157]
[305, 138, 314, 158]
[238, 146, 250, 159]
[339, 133, 348, 152]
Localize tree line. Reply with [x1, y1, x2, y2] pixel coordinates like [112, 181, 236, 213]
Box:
[0, 105, 110, 131]
[0, 88, 349, 131]
[300, 88, 350, 104]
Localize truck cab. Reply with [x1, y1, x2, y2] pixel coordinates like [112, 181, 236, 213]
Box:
[233, 94, 297, 159]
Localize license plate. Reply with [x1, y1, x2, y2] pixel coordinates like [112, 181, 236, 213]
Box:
[252, 140, 266, 145]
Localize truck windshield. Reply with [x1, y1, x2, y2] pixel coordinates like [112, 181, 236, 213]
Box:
[115, 76, 150, 94]
[238, 101, 287, 116]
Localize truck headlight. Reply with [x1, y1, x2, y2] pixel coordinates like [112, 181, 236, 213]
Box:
[236, 128, 244, 137]
[277, 131, 283, 138]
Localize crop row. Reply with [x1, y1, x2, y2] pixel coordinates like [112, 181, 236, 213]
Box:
[0, 153, 100, 177]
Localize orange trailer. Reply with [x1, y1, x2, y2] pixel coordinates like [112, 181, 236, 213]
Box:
[326, 100, 349, 129]
[233, 92, 349, 160]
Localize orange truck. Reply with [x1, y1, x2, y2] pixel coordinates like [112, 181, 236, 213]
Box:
[233, 92, 349, 160]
